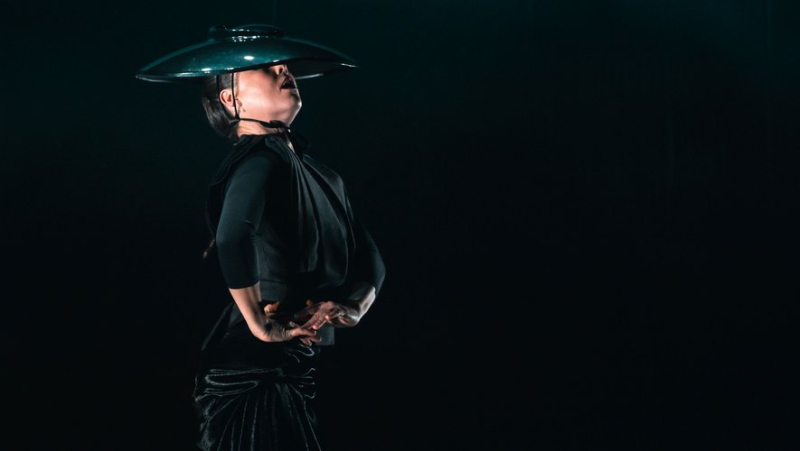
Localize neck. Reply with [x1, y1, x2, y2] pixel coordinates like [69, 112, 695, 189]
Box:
[236, 122, 296, 154]
[236, 119, 284, 136]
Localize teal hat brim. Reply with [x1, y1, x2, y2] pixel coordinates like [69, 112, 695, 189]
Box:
[135, 24, 358, 83]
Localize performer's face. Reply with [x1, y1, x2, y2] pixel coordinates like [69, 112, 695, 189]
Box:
[222, 64, 302, 127]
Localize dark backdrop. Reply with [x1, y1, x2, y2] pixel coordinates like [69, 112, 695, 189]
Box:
[3, 1, 799, 449]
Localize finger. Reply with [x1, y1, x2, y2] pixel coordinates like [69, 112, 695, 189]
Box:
[300, 303, 322, 316]
[299, 312, 325, 330]
[326, 308, 345, 320]
[320, 307, 340, 323]
[291, 330, 313, 341]
[263, 302, 280, 314]
[291, 308, 313, 323]
[290, 327, 317, 338]
[289, 321, 313, 332]
[308, 314, 328, 330]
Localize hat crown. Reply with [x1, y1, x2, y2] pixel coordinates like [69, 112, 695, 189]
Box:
[209, 24, 285, 40]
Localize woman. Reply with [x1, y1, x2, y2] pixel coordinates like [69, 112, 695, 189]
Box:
[136, 24, 386, 450]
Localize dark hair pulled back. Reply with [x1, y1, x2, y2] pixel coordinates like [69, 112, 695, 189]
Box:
[201, 74, 240, 143]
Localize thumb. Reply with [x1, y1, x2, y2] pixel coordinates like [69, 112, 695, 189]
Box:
[264, 301, 280, 314]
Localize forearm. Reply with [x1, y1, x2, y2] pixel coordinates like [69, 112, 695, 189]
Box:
[229, 282, 271, 340]
[341, 281, 377, 323]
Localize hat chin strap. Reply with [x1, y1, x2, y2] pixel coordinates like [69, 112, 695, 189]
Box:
[217, 73, 292, 132]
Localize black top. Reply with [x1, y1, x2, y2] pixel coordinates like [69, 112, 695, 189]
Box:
[203, 131, 385, 346]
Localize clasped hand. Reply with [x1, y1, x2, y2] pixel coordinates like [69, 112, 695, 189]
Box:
[262, 299, 359, 346]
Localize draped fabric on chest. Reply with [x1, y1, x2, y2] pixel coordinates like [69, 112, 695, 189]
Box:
[205, 132, 356, 290]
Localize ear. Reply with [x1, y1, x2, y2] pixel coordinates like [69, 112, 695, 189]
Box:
[219, 88, 236, 116]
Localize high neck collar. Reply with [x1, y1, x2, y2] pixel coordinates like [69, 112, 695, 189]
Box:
[234, 130, 309, 159]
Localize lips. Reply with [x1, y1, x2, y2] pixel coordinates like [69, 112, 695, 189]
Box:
[281, 76, 296, 89]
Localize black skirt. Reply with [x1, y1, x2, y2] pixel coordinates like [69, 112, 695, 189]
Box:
[192, 302, 324, 451]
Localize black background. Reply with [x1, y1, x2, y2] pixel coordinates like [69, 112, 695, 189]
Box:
[3, 1, 799, 449]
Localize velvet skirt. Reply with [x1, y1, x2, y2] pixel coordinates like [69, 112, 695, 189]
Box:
[192, 302, 323, 451]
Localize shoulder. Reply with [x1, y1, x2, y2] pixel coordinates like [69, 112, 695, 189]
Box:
[219, 146, 289, 200]
[229, 142, 288, 179]
[238, 146, 283, 168]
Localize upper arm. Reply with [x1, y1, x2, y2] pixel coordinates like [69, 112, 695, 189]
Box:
[215, 150, 280, 288]
[217, 151, 277, 241]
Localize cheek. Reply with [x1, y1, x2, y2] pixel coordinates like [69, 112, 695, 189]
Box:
[241, 83, 292, 112]
[249, 89, 277, 109]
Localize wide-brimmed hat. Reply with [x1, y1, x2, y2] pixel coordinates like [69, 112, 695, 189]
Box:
[135, 23, 358, 83]
[135, 23, 357, 135]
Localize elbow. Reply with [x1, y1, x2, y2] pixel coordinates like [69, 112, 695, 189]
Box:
[374, 260, 386, 295]
[214, 233, 246, 258]
[215, 222, 257, 256]
[374, 252, 386, 289]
